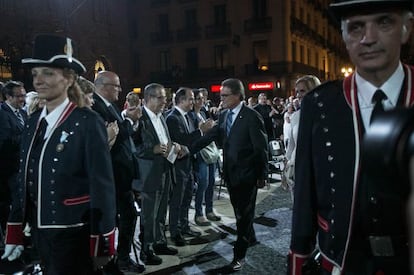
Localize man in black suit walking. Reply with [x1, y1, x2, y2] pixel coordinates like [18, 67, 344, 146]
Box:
[93, 71, 144, 273]
[0, 81, 27, 235]
[191, 78, 268, 271]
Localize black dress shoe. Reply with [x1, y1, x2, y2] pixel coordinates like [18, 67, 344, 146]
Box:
[153, 244, 178, 255]
[181, 227, 201, 237]
[117, 258, 146, 273]
[171, 233, 186, 246]
[227, 258, 244, 271]
[140, 250, 162, 265]
[249, 238, 260, 247]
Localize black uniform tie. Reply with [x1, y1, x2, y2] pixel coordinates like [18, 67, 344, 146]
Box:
[370, 89, 387, 125]
[33, 118, 48, 147]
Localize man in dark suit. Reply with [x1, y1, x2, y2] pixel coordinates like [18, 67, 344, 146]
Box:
[135, 83, 181, 265]
[289, 1, 414, 274]
[166, 87, 214, 246]
[191, 78, 268, 271]
[254, 92, 275, 140]
[0, 81, 27, 236]
[93, 71, 144, 273]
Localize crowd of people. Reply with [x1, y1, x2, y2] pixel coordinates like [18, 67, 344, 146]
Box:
[1, 0, 414, 274]
[0, 33, 270, 274]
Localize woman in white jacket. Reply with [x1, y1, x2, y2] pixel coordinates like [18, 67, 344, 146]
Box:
[285, 75, 321, 202]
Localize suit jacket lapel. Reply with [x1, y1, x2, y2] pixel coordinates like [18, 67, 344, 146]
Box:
[3, 103, 24, 131]
[160, 116, 171, 142]
[227, 105, 245, 137]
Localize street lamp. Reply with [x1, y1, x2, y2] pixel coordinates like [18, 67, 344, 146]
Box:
[341, 66, 353, 77]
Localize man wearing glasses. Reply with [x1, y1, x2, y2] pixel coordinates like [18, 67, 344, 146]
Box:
[191, 78, 268, 272]
[93, 71, 144, 273]
[0, 80, 27, 241]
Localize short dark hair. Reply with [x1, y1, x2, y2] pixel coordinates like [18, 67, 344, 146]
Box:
[174, 87, 191, 105]
[221, 78, 245, 101]
[144, 83, 164, 101]
[192, 88, 202, 99]
[2, 80, 24, 98]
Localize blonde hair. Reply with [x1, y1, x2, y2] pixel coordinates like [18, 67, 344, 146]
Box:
[63, 68, 85, 107]
[77, 76, 95, 95]
[295, 75, 321, 92]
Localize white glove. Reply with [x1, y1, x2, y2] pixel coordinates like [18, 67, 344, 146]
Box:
[1, 244, 24, 261]
[23, 223, 32, 237]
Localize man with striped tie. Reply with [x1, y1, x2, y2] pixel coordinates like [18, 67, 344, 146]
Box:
[0, 81, 27, 238]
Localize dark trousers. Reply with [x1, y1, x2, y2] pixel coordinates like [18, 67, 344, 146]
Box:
[141, 172, 170, 253]
[31, 224, 92, 275]
[227, 181, 258, 260]
[0, 177, 11, 234]
[169, 171, 193, 235]
[117, 190, 138, 261]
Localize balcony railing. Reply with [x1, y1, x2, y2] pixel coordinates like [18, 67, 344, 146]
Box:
[244, 61, 325, 79]
[244, 17, 272, 33]
[150, 66, 234, 83]
[205, 23, 231, 39]
[150, 0, 171, 7]
[150, 31, 174, 45]
[176, 26, 202, 42]
[291, 16, 327, 47]
[177, 0, 198, 3]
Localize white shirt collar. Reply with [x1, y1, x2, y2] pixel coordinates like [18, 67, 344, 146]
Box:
[144, 105, 162, 119]
[95, 92, 112, 107]
[175, 106, 188, 117]
[229, 102, 243, 117]
[39, 98, 70, 138]
[5, 102, 19, 113]
[356, 62, 404, 108]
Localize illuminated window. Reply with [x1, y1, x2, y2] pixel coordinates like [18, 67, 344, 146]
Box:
[0, 48, 12, 80]
[94, 60, 106, 79]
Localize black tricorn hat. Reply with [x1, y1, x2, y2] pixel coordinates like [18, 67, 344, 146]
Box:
[329, 0, 413, 19]
[22, 34, 86, 74]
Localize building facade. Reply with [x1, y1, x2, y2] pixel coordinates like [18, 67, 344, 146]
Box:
[0, 0, 137, 90]
[132, 0, 349, 100]
[0, 0, 413, 101]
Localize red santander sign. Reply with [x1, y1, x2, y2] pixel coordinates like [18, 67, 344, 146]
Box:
[248, 82, 274, 91]
[210, 85, 221, 93]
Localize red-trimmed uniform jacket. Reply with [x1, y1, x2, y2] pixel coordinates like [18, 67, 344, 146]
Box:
[289, 65, 414, 274]
[5, 102, 116, 257]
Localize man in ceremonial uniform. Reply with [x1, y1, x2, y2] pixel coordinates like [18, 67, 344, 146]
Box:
[289, 1, 414, 274]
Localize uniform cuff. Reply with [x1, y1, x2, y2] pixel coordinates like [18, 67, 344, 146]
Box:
[288, 250, 308, 275]
[5, 223, 24, 245]
[90, 228, 116, 257]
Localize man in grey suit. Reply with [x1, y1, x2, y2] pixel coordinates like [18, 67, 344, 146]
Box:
[191, 78, 268, 272]
[136, 83, 181, 265]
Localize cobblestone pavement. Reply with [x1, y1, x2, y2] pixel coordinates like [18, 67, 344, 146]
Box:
[142, 178, 293, 275]
[0, 178, 293, 275]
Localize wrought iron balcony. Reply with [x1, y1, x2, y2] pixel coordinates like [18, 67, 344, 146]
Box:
[150, 0, 171, 7]
[150, 31, 174, 45]
[176, 26, 202, 42]
[244, 17, 272, 33]
[205, 23, 231, 39]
